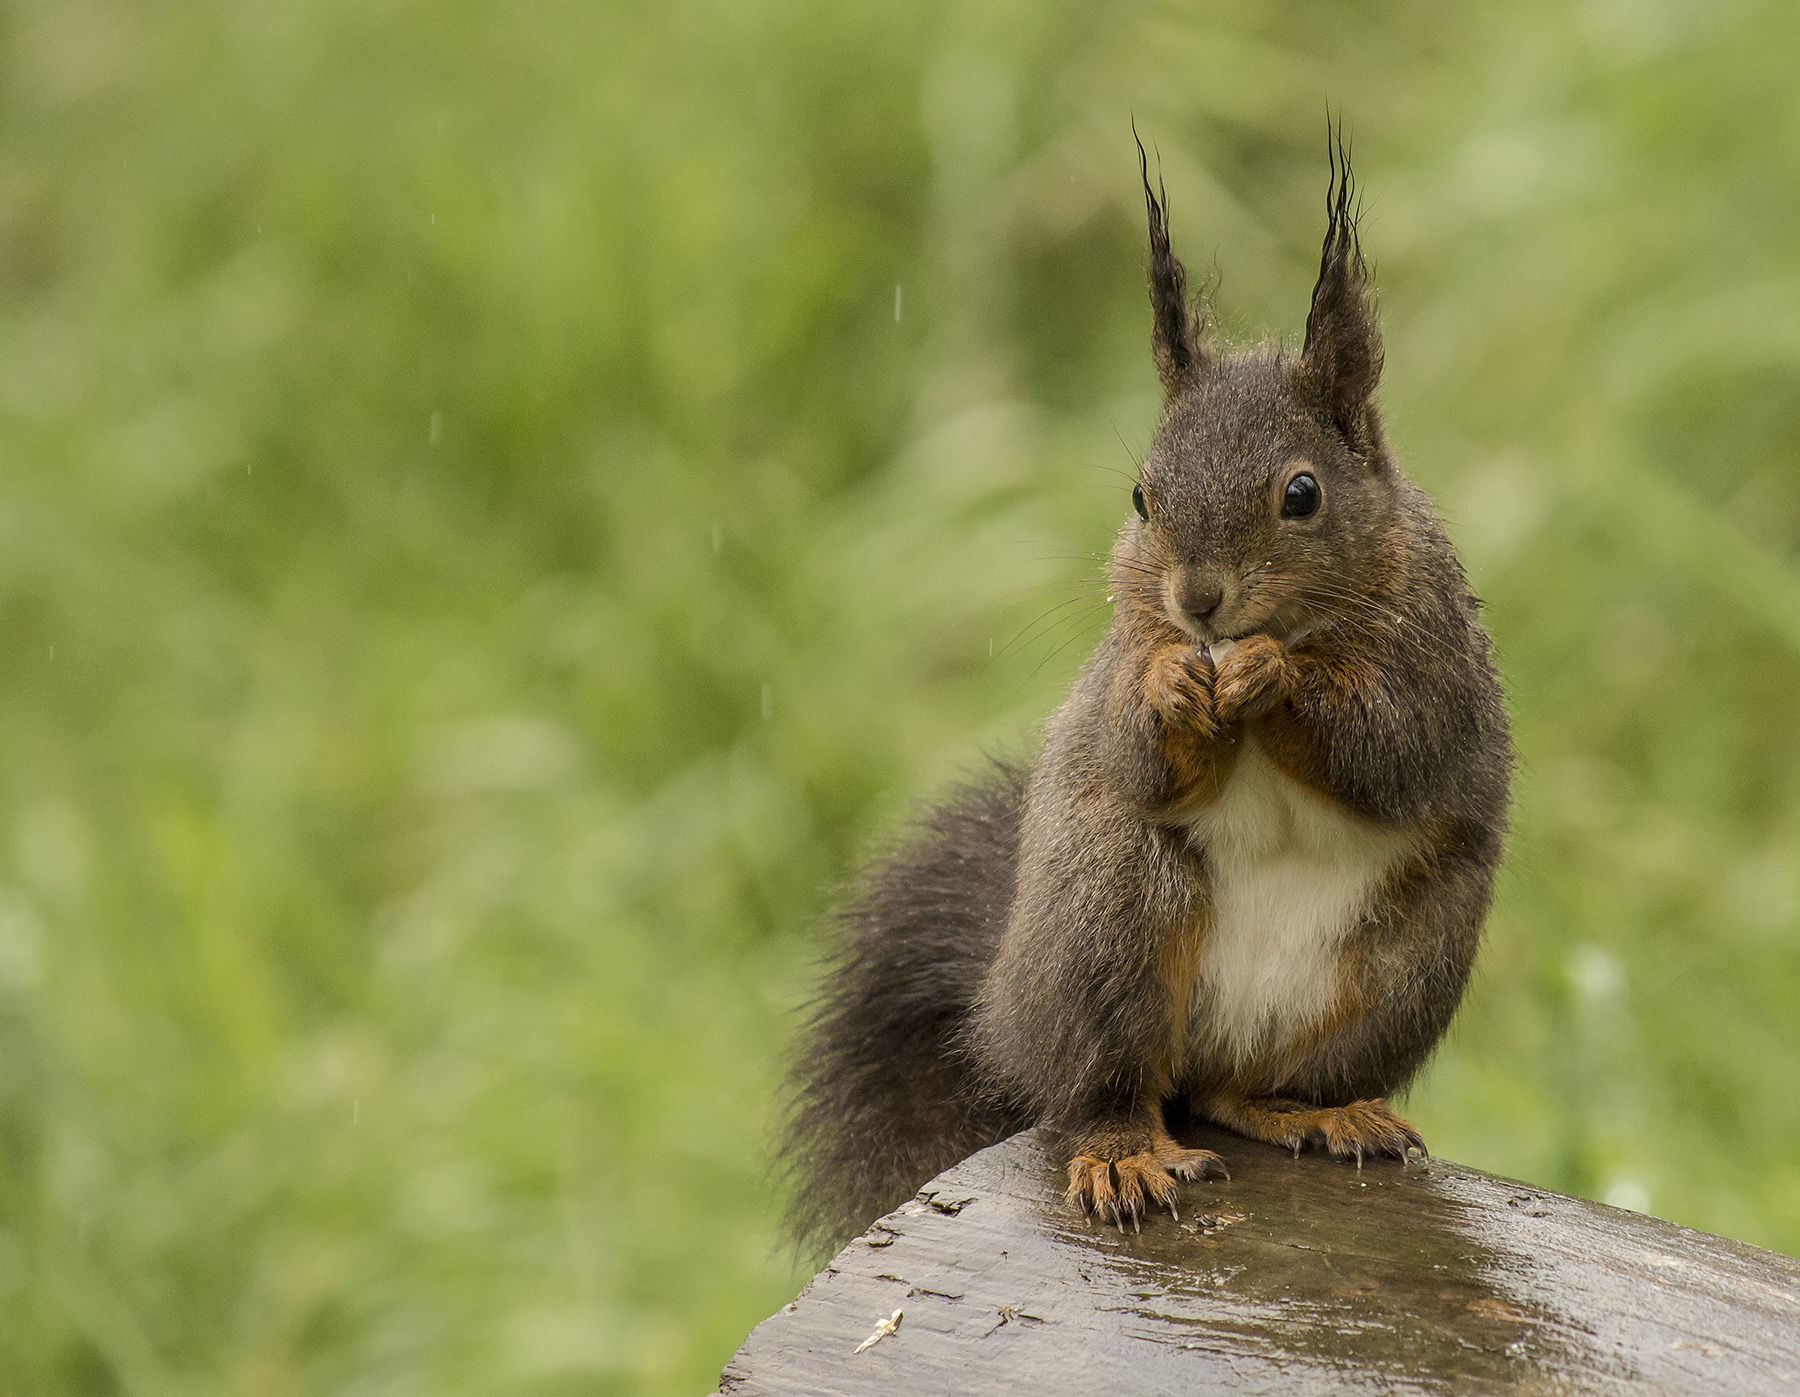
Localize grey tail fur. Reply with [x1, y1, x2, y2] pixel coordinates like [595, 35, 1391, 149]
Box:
[778, 759, 1033, 1259]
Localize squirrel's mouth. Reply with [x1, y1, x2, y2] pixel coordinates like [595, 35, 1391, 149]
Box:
[1160, 584, 1315, 651]
[1163, 595, 1252, 648]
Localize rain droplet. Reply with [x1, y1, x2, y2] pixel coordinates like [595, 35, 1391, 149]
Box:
[761, 684, 773, 720]
[429, 411, 443, 446]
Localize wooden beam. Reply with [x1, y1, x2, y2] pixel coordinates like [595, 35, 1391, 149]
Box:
[724, 1124, 1800, 1392]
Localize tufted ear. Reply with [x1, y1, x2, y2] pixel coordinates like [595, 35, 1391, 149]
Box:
[1137, 133, 1207, 396]
[1292, 129, 1385, 457]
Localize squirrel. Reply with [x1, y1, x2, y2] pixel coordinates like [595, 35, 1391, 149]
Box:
[782, 136, 1512, 1254]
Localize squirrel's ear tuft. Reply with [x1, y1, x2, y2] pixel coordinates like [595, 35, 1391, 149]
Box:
[1294, 127, 1384, 455]
[1138, 131, 1207, 396]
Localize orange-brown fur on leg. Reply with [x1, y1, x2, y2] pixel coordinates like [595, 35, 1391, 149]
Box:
[1062, 901, 1221, 1233]
[1064, 1113, 1228, 1230]
[1204, 1089, 1424, 1165]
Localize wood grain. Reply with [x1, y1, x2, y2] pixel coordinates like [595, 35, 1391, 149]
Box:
[725, 1125, 1800, 1394]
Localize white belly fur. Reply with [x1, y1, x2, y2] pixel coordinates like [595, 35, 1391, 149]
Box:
[1181, 735, 1420, 1069]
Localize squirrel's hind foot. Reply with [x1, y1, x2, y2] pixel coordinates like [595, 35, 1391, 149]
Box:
[1063, 1121, 1228, 1231]
[1206, 1092, 1426, 1164]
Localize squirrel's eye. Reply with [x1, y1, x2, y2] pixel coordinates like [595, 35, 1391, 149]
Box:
[1281, 473, 1321, 519]
[1132, 482, 1149, 521]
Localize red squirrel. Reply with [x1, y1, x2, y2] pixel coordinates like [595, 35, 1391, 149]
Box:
[783, 136, 1512, 1251]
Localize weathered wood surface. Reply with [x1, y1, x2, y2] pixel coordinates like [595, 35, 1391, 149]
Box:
[724, 1125, 1800, 1394]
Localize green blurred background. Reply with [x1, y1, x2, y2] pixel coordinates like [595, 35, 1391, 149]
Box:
[1, 0, 1798, 1391]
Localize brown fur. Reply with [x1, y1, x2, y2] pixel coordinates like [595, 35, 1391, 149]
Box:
[781, 131, 1511, 1255]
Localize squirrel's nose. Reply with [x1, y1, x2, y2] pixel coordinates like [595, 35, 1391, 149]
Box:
[1181, 581, 1223, 623]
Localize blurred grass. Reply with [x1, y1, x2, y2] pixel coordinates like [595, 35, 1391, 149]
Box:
[0, 0, 1798, 1391]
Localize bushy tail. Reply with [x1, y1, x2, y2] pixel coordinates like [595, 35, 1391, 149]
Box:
[779, 761, 1033, 1259]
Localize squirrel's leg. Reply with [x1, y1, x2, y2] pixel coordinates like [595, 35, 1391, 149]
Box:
[1199, 1090, 1424, 1165]
[1064, 1104, 1228, 1230]
[990, 630, 1236, 1230]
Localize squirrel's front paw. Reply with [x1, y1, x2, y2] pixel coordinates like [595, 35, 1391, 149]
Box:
[1142, 645, 1220, 737]
[1211, 633, 1291, 724]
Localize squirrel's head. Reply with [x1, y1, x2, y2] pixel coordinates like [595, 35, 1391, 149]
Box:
[1120, 131, 1399, 647]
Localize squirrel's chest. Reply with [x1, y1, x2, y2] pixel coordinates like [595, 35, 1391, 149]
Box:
[1178, 736, 1420, 1068]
